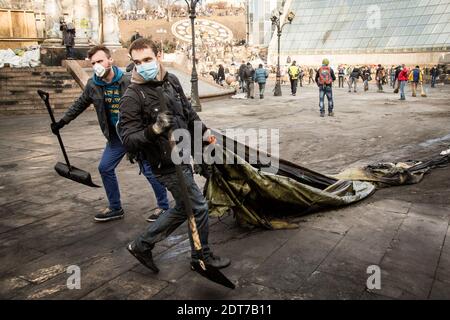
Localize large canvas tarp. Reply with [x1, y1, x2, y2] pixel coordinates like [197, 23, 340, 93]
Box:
[201, 131, 450, 229]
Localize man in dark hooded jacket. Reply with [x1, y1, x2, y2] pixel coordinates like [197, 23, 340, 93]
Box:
[119, 38, 231, 273]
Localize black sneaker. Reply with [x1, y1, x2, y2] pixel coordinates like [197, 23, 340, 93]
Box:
[146, 208, 166, 222]
[127, 242, 159, 273]
[328, 112, 334, 117]
[192, 253, 231, 270]
[320, 112, 325, 117]
[94, 207, 124, 222]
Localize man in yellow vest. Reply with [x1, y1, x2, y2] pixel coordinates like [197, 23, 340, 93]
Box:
[288, 61, 300, 96]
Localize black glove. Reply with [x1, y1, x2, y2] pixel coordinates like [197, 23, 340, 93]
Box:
[149, 111, 175, 135]
[51, 119, 66, 135]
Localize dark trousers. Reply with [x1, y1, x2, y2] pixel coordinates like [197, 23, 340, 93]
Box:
[431, 75, 437, 87]
[65, 46, 74, 59]
[258, 82, 266, 97]
[134, 165, 210, 259]
[290, 79, 298, 94]
[338, 76, 344, 88]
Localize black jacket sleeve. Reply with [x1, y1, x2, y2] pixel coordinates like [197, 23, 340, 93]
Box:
[119, 92, 159, 153]
[331, 68, 336, 81]
[62, 81, 93, 124]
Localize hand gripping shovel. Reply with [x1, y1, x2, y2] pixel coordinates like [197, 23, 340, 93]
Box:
[37, 90, 100, 188]
[168, 130, 235, 290]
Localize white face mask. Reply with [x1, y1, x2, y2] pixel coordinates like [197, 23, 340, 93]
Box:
[93, 63, 107, 78]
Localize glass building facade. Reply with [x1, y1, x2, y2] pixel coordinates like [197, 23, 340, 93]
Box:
[268, 0, 450, 64]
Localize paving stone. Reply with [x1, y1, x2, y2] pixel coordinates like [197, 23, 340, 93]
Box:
[246, 227, 342, 292]
[295, 270, 365, 300]
[366, 199, 412, 215]
[429, 280, 450, 299]
[81, 270, 169, 300]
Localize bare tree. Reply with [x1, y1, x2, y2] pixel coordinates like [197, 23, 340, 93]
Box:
[157, 0, 181, 21]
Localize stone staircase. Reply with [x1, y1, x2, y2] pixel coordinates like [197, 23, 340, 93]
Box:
[0, 66, 82, 115]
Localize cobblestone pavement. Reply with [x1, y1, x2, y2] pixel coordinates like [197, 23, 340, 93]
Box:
[0, 81, 449, 299]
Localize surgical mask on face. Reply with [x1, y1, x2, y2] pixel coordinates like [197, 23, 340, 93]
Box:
[136, 61, 159, 81]
[93, 63, 108, 78]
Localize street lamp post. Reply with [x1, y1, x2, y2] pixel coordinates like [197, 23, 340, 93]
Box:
[185, 0, 202, 112]
[271, 10, 295, 96]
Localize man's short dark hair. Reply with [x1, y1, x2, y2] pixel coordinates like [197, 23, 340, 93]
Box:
[129, 38, 159, 56]
[87, 45, 111, 59]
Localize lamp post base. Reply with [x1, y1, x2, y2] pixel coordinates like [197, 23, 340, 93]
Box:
[274, 82, 282, 96]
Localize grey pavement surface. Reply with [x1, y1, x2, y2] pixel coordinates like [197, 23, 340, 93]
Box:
[0, 80, 449, 299]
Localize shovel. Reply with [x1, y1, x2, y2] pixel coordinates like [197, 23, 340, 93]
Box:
[37, 90, 100, 188]
[168, 130, 235, 290]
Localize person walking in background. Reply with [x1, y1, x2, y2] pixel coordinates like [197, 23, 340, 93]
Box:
[60, 18, 76, 60]
[238, 60, 247, 93]
[288, 61, 300, 96]
[393, 65, 402, 93]
[398, 64, 409, 100]
[362, 66, 371, 91]
[217, 64, 225, 86]
[299, 66, 304, 87]
[409, 65, 423, 97]
[338, 65, 345, 88]
[244, 62, 255, 99]
[348, 66, 362, 93]
[376, 64, 385, 92]
[308, 67, 315, 84]
[389, 65, 396, 88]
[254, 64, 269, 99]
[430, 65, 439, 88]
[315, 58, 336, 117]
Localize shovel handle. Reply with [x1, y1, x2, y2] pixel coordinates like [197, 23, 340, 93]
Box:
[37, 90, 72, 169]
[169, 130, 204, 256]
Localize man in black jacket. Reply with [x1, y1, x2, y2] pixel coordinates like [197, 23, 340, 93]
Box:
[119, 38, 230, 272]
[50, 45, 169, 223]
[348, 66, 362, 93]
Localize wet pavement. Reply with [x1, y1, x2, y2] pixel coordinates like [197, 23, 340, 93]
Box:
[0, 81, 449, 299]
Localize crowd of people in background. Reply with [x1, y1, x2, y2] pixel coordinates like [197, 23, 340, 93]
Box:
[120, 5, 245, 21]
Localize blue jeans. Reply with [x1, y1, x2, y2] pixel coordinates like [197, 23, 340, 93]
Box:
[98, 133, 169, 211]
[399, 81, 407, 99]
[319, 85, 334, 113]
[134, 165, 210, 259]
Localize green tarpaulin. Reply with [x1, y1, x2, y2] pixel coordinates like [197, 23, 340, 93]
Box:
[201, 131, 449, 230]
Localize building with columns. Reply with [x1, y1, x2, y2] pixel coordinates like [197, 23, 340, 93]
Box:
[0, 0, 122, 48]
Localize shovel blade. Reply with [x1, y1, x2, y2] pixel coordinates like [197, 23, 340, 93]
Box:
[54, 162, 101, 188]
[191, 260, 235, 289]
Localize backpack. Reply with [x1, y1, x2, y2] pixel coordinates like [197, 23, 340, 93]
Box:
[413, 69, 420, 82]
[318, 66, 332, 85]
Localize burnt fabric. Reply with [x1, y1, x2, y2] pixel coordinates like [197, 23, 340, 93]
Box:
[202, 131, 449, 230]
